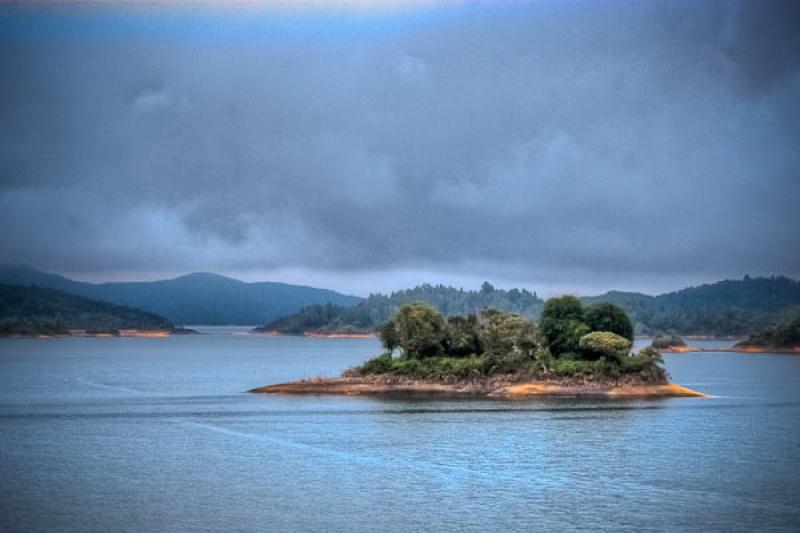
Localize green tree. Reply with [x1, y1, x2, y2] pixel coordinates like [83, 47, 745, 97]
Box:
[393, 302, 445, 358]
[379, 319, 400, 354]
[584, 302, 634, 341]
[479, 311, 538, 370]
[578, 331, 632, 361]
[443, 314, 482, 357]
[540, 296, 588, 357]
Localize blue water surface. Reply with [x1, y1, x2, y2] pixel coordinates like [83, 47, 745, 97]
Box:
[1, 330, 798, 532]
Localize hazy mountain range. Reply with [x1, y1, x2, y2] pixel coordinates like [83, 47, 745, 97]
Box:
[0, 265, 360, 325]
[2, 266, 799, 336]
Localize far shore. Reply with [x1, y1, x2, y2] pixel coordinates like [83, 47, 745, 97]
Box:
[1, 328, 195, 339]
[657, 345, 800, 355]
[251, 329, 377, 339]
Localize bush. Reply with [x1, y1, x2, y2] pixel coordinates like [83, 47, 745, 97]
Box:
[356, 355, 492, 379]
[551, 358, 602, 377]
[358, 353, 394, 375]
[578, 331, 632, 361]
[620, 354, 657, 373]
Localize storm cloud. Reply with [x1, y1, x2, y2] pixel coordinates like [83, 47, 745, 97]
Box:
[1, 0, 798, 295]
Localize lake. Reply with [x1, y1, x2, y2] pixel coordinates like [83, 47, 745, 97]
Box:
[1, 331, 799, 532]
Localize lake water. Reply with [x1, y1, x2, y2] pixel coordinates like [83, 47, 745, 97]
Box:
[1, 331, 799, 532]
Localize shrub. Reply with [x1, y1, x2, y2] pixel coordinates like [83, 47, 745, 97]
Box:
[357, 353, 394, 375]
[578, 331, 632, 362]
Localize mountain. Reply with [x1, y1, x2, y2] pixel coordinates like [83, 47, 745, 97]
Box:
[0, 284, 175, 336]
[0, 266, 361, 325]
[584, 276, 800, 336]
[259, 282, 544, 334]
[264, 276, 800, 337]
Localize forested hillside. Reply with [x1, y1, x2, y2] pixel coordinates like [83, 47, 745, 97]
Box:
[263, 276, 800, 336]
[258, 282, 543, 334]
[0, 284, 175, 335]
[587, 276, 800, 335]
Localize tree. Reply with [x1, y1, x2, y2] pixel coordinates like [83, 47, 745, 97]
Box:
[393, 302, 445, 358]
[578, 331, 632, 362]
[479, 311, 538, 370]
[540, 296, 588, 357]
[379, 319, 400, 354]
[443, 314, 482, 357]
[584, 302, 634, 341]
[541, 295, 584, 322]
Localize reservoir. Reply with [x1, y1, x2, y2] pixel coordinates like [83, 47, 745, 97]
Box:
[1, 332, 798, 532]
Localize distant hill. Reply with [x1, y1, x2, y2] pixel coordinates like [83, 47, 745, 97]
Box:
[259, 282, 544, 334]
[0, 284, 174, 336]
[264, 276, 800, 336]
[0, 266, 361, 325]
[584, 276, 800, 336]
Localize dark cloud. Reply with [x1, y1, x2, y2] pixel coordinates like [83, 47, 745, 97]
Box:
[1, 1, 798, 295]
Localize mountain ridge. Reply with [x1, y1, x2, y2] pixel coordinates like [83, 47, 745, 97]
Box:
[0, 265, 361, 325]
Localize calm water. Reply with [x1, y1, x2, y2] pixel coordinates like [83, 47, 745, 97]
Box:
[1, 331, 799, 532]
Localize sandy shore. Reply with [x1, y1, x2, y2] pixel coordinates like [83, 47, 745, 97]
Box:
[250, 376, 708, 398]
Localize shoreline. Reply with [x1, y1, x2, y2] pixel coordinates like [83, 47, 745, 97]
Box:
[250, 376, 709, 399]
[1, 328, 195, 339]
[251, 329, 378, 339]
[656, 346, 800, 355]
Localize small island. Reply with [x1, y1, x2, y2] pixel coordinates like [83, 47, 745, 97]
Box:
[649, 334, 701, 353]
[251, 298, 707, 399]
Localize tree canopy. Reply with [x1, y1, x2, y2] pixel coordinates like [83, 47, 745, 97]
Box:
[584, 302, 634, 341]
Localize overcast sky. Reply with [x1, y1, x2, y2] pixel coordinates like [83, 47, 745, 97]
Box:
[1, 0, 798, 297]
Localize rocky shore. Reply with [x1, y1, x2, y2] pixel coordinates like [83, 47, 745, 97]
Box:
[250, 375, 708, 399]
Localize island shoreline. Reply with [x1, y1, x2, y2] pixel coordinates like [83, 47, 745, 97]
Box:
[250, 376, 709, 399]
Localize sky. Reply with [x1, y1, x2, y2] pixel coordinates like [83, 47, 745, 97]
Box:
[0, 0, 798, 297]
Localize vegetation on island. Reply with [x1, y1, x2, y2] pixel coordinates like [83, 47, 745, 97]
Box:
[0, 284, 177, 336]
[735, 309, 800, 350]
[351, 297, 666, 382]
[262, 276, 800, 337]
